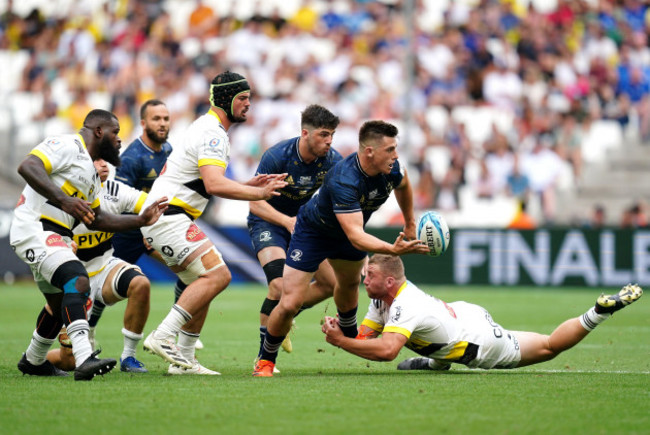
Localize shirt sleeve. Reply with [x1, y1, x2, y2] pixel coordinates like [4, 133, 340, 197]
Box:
[330, 175, 361, 214]
[113, 180, 148, 214]
[382, 300, 419, 340]
[29, 137, 76, 175]
[198, 130, 230, 169]
[360, 299, 385, 333]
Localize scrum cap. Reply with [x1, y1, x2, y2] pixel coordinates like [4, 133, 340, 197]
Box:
[209, 71, 250, 122]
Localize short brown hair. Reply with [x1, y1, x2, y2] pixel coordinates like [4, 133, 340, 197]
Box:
[359, 120, 398, 150]
[368, 254, 405, 280]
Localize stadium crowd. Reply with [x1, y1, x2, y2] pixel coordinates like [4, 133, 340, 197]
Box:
[1, 0, 650, 227]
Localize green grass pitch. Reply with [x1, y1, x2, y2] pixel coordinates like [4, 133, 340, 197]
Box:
[0, 281, 648, 434]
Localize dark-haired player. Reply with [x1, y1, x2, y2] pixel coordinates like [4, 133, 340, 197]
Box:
[87, 100, 198, 349]
[141, 72, 287, 374]
[248, 105, 343, 370]
[11, 109, 167, 381]
[254, 120, 430, 376]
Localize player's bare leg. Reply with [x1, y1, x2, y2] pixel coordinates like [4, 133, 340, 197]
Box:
[515, 284, 642, 367]
[145, 241, 229, 369]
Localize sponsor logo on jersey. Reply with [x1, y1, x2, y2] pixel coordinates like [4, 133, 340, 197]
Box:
[285, 175, 294, 185]
[15, 194, 25, 208]
[46, 234, 67, 248]
[186, 224, 206, 242]
[298, 176, 312, 185]
[368, 189, 378, 200]
[26, 249, 35, 262]
[162, 245, 174, 257]
[290, 249, 303, 262]
[391, 306, 402, 323]
[260, 231, 271, 242]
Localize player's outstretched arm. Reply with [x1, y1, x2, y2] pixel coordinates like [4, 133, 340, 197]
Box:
[394, 170, 417, 240]
[88, 197, 168, 232]
[18, 155, 95, 225]
[200, 165, 287, 201]
[322, 316, 407, 361]
[337, 212, 429, 255]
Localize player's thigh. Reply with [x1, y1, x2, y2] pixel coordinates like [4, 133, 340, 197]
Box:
[313, 259, 336, 290]
[143, 214, 209, 268]
[512, 331, 552, 367]
[281, 264, 315, 309]
[257, 246, 286, 266]
[328, 258, 365, 291]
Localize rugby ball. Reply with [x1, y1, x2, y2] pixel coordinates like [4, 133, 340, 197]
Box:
[417, 211, 450, 257]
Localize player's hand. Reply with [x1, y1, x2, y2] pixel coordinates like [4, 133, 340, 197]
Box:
[391, 232, 429, 255]
[61, 197, 95, 225]
[285, 216, 297, 234]
[247, 173, 288, 187]
[69, 240, 78, 255]
[321, 316, 344, 346]
[259, 178, 288, 200]
[139, 197, 168, 226]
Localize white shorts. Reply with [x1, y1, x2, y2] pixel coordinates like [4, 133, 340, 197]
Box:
[467, 308, 521, 370]
[141, 213, 220, 268]
[10, 215, 77, 294]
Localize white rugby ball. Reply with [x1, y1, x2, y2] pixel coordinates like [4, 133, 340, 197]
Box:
[417, 211, 450, 257]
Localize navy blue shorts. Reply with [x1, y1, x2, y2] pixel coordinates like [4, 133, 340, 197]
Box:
[247, 215, 291, 254]
[112, 229, 152, 264]
[285, 213, 366, 273]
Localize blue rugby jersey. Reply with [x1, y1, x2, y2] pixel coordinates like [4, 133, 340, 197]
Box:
[115, 137, 172, 192]
[247, 137, 343, 219]
[299, 152, 404, 240]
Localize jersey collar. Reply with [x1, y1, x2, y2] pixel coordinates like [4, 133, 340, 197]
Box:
[355, 153, 370, 178]
[395, 281, 408, 298]
[208, 109, 227, 132]
[76, 133, 87, 150]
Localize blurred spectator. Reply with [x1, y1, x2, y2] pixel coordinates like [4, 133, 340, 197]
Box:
[585, 204, 606, 229]
[2, 0, 650, 229]
[621, 201, 649, 228]
[506, 154, 530, 203]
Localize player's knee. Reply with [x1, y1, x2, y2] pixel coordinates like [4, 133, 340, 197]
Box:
[127, 275, 150, 302]
[268, 278, 283, 300]
[113, 265, 147, 301]
[263, 259, 285, 285]
[51, 261, 89, 295]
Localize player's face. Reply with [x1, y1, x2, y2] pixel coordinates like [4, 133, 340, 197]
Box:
[305, 128, 335, 158]
[231, 92, 251, 123]
[142, 104, 170, 144]
[98, 120, 122, 167]
[369, 136, 398, 175]
[93, 159, 110, 182]
[363, 265, 388, 299]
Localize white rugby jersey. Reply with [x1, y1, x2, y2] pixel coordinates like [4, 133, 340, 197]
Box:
[13, 134, 101, 237]
[361, 282, 492, 366]
[73, 180, 147, 275]
[143, 110, 230, 219]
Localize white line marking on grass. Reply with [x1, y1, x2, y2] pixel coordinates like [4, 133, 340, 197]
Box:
[449, 369, 650, 375]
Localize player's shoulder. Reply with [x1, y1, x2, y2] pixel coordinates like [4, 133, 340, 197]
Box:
[329, 153, 359, 182]
[266, 137, 298, 157]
